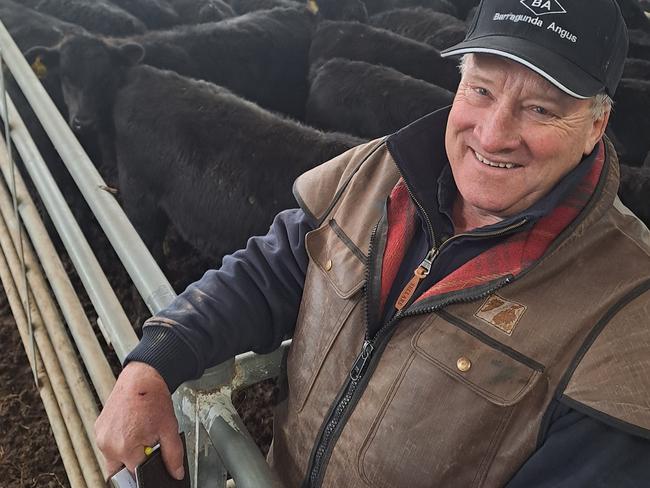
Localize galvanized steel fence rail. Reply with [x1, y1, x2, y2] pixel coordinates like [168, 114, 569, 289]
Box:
[0, 18, 286, 488]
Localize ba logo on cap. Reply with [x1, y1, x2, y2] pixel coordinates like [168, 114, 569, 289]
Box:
[520, 0, 566, 15]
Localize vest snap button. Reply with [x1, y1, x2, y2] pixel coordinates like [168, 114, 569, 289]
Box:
[325, 259, 333, 271]
[457, 357, 471, 372]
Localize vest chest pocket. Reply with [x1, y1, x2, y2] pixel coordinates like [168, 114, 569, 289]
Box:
[287, 221, 367, 412]
[413, 314, 543, 406]
[306, 219, 367, 298]
[359, 314, 543, 488]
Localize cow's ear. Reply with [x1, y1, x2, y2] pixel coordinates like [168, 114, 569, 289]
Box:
[23, 46, 60, 79]
[118, 43, 145, 66]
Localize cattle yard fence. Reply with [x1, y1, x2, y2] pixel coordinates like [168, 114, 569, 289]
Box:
[0, 19, 287, 488]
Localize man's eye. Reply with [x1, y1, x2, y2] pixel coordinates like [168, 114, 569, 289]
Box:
[474, 87, 489, 96]
[532, 106, 551, 116]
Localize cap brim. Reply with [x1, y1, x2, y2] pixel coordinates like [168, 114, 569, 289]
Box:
[441, 35, 605, 99]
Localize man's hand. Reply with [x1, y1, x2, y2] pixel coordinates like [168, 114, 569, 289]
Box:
[95, 361, 185, 480]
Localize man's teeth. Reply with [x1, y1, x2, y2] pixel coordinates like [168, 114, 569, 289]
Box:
[474, 151, 517, 169]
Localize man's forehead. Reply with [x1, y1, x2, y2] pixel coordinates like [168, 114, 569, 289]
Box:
[465, 53, 575, 101]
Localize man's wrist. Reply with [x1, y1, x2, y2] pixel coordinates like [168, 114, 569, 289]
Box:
[124, 325, 199, 393]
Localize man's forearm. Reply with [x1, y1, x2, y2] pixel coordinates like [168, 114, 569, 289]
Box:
[506, 402, 650, 487]
[125, 208, 314, 392]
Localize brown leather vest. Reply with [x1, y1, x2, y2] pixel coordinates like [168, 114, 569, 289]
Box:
[269, 138, 650, 487]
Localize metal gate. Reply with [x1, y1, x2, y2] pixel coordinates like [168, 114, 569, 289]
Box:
[0, 19, 285, 488]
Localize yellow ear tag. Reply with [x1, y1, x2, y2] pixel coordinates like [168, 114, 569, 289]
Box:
[31, 56, 48, 79]
[307, 0, 319, 14]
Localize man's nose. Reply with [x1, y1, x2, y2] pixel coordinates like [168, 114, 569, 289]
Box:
[475, 104, 520, 153]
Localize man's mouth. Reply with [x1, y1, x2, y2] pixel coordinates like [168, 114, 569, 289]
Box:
[474, 150, 521, 169]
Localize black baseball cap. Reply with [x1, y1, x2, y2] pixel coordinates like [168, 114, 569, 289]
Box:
[441, 0, 629, 98]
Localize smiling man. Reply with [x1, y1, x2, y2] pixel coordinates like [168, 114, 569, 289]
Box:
[445, 53, 610, 231]
[96, 0, 650, 486]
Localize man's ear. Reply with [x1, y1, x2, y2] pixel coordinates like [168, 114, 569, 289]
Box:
[23, 46, 60, 79]
[118, 43, 145, 66]
[584, 109, 611, 156]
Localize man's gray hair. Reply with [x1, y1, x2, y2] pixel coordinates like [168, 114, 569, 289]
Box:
[457, 54, 613, 120]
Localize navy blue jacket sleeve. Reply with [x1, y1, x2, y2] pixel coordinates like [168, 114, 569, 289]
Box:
[506, 402, 650, 487]
[125, 208, 315, 392]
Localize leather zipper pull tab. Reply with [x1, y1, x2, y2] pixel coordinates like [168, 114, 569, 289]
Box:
[395, 247, 438, 311]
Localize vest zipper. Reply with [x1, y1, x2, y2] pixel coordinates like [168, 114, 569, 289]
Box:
[304, 217, 381, 488]
[395, 167, 438, 248]
[304, 167, 527, 487]
[304, 274, 515, 487]
[395, 247, 439, 310]
[394, 218, 528, 311]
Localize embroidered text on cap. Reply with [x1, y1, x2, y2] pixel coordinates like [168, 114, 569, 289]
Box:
[520, 0, 566, 16]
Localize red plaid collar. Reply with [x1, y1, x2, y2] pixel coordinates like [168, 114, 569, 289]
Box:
[379, 141, 606, 310]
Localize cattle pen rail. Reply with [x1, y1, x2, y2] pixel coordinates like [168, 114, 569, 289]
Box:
[0, 19, 286, 488]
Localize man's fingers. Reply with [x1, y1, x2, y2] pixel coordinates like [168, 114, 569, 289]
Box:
[159, 431, 185, 480]
[123, 443, 149, 474]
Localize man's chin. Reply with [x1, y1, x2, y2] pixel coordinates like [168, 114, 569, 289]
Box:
[462, 195, 526, 221]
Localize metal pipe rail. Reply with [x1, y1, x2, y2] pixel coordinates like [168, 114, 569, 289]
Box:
[0, 137, 108, 480]
[0, 62, 138, 363]
[0, 94, 119, 404]
[0, 247, 87, 488]
[0, 25, 174, 322]
[0, 175, 105, 486]
[0, 17, 289, 488]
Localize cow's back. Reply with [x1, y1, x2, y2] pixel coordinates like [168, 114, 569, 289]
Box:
[113, 66, 361, 259]
[134, 7, 317, 118]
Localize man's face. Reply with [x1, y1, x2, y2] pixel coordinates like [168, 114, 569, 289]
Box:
[445, 54, 609, 221]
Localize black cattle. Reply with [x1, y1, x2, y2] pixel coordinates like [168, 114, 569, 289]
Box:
[0, 1, 109, 239]
[0, 1, 82, 151]
[108, 0, 181, 29]
[122, 6, 315, 119]
[229, 0, 368, 22]
[112, 65, 363, 262]
[615, 0, 650, 30]
[425, 23, 466, 50]
[0, 0, 84, 50]
[229, 0, 300, 14]
[623, 57, 650, 79]
[465, 5, 477, 21]
[619, 163, 650, 228]
[362, 0, 457, 17]
[369, 8, 465, 45]
[310, 20, 460, 92]
[609, 78, 650, 166]
[306, 58, 454, 138]
[22, 0, 147, 36]
[315, 0, 368, 21]
[26, 7, 316, 131]
[453, 0, 478, 20]
[628, 29, 650, 61]
[167, 0, 235, 23]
